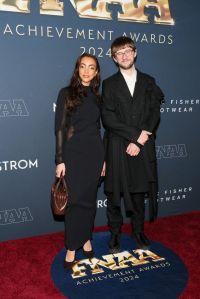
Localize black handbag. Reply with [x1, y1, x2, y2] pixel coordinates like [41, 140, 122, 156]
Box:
[51, 176, 68, 215]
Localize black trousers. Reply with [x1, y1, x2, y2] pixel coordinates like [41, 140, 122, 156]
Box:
[106, 192, 145, 234]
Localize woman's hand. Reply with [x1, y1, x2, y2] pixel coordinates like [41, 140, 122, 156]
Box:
[101, 162, 106, 176]
[126, 143, 140, 156]
[56, 163, 66, 177]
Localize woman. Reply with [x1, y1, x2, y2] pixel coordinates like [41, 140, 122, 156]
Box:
[55, 53, 105, 269]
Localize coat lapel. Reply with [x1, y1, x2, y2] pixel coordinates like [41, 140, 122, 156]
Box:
[132, 70, 143, 102]
[115, 71, 133, 100]
[115, 70, 143, 102]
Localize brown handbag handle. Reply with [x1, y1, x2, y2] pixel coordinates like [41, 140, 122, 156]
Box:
[54, 175, 67, 191]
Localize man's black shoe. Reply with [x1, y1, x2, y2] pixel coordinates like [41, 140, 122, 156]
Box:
[108, 234, 121, 253]
[132, 232, 151, 250]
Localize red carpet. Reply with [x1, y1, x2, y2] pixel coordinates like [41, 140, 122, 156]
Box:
[0, 211, 199, 299]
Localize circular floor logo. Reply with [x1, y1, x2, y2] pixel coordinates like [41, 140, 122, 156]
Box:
[51, 232, 188, 299]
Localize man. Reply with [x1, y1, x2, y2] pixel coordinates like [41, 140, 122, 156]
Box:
[101, 36, 164, 253]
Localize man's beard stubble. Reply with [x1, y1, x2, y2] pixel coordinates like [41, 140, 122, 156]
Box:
[118, 60, 134, 70]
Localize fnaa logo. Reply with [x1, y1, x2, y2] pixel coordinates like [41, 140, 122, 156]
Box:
[51, 233, 188, 299]
[0, 99, 29, 117]
[70, 249, 165, 280]
[156, 144, 187, 159]
[0, 0, 175, 25]
[0, 207, 33, 225]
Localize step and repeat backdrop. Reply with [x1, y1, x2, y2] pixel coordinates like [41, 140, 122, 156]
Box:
[0, 1, 199, 241]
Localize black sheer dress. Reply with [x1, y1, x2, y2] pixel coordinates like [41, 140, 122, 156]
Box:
[55, 86, 104, 250]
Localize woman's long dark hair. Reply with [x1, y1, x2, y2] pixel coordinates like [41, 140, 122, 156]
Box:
[65, 53, 101, 114]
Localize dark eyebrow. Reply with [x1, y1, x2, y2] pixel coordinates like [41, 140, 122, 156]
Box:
[80, 63, 96, 67]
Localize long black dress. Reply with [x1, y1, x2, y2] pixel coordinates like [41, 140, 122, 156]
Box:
[55, 86, 104, 250]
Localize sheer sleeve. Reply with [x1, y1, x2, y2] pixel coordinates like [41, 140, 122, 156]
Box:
[55, 88, 69, 165]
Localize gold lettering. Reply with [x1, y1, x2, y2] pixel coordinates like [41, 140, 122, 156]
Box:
[0, 0, 174, 25]
[71, 250, 165, 279]
[94, 254, 121, 271]
[113, 251, 142, 268]
[82, 258, 105, 275]
[136, 0, 175, 25]
[0, 0, 30, 13]
[72, 255, 120, 278]
[71, 261, 87, 278]
[70, 0, 96, 19]
[95, 0, 136, 21]
[40, 0, 64, 16]
[70, 0, 174, 25]
[134, 249, 165, 263]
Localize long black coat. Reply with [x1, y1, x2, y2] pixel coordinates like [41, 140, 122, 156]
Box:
[101, 70, 164, 220]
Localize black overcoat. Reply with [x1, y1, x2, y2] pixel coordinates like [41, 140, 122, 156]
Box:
[101, 70, 164, 220]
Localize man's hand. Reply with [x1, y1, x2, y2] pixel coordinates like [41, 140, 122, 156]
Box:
[126, 143, 140, 156]
[137, 130, 151, 145]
